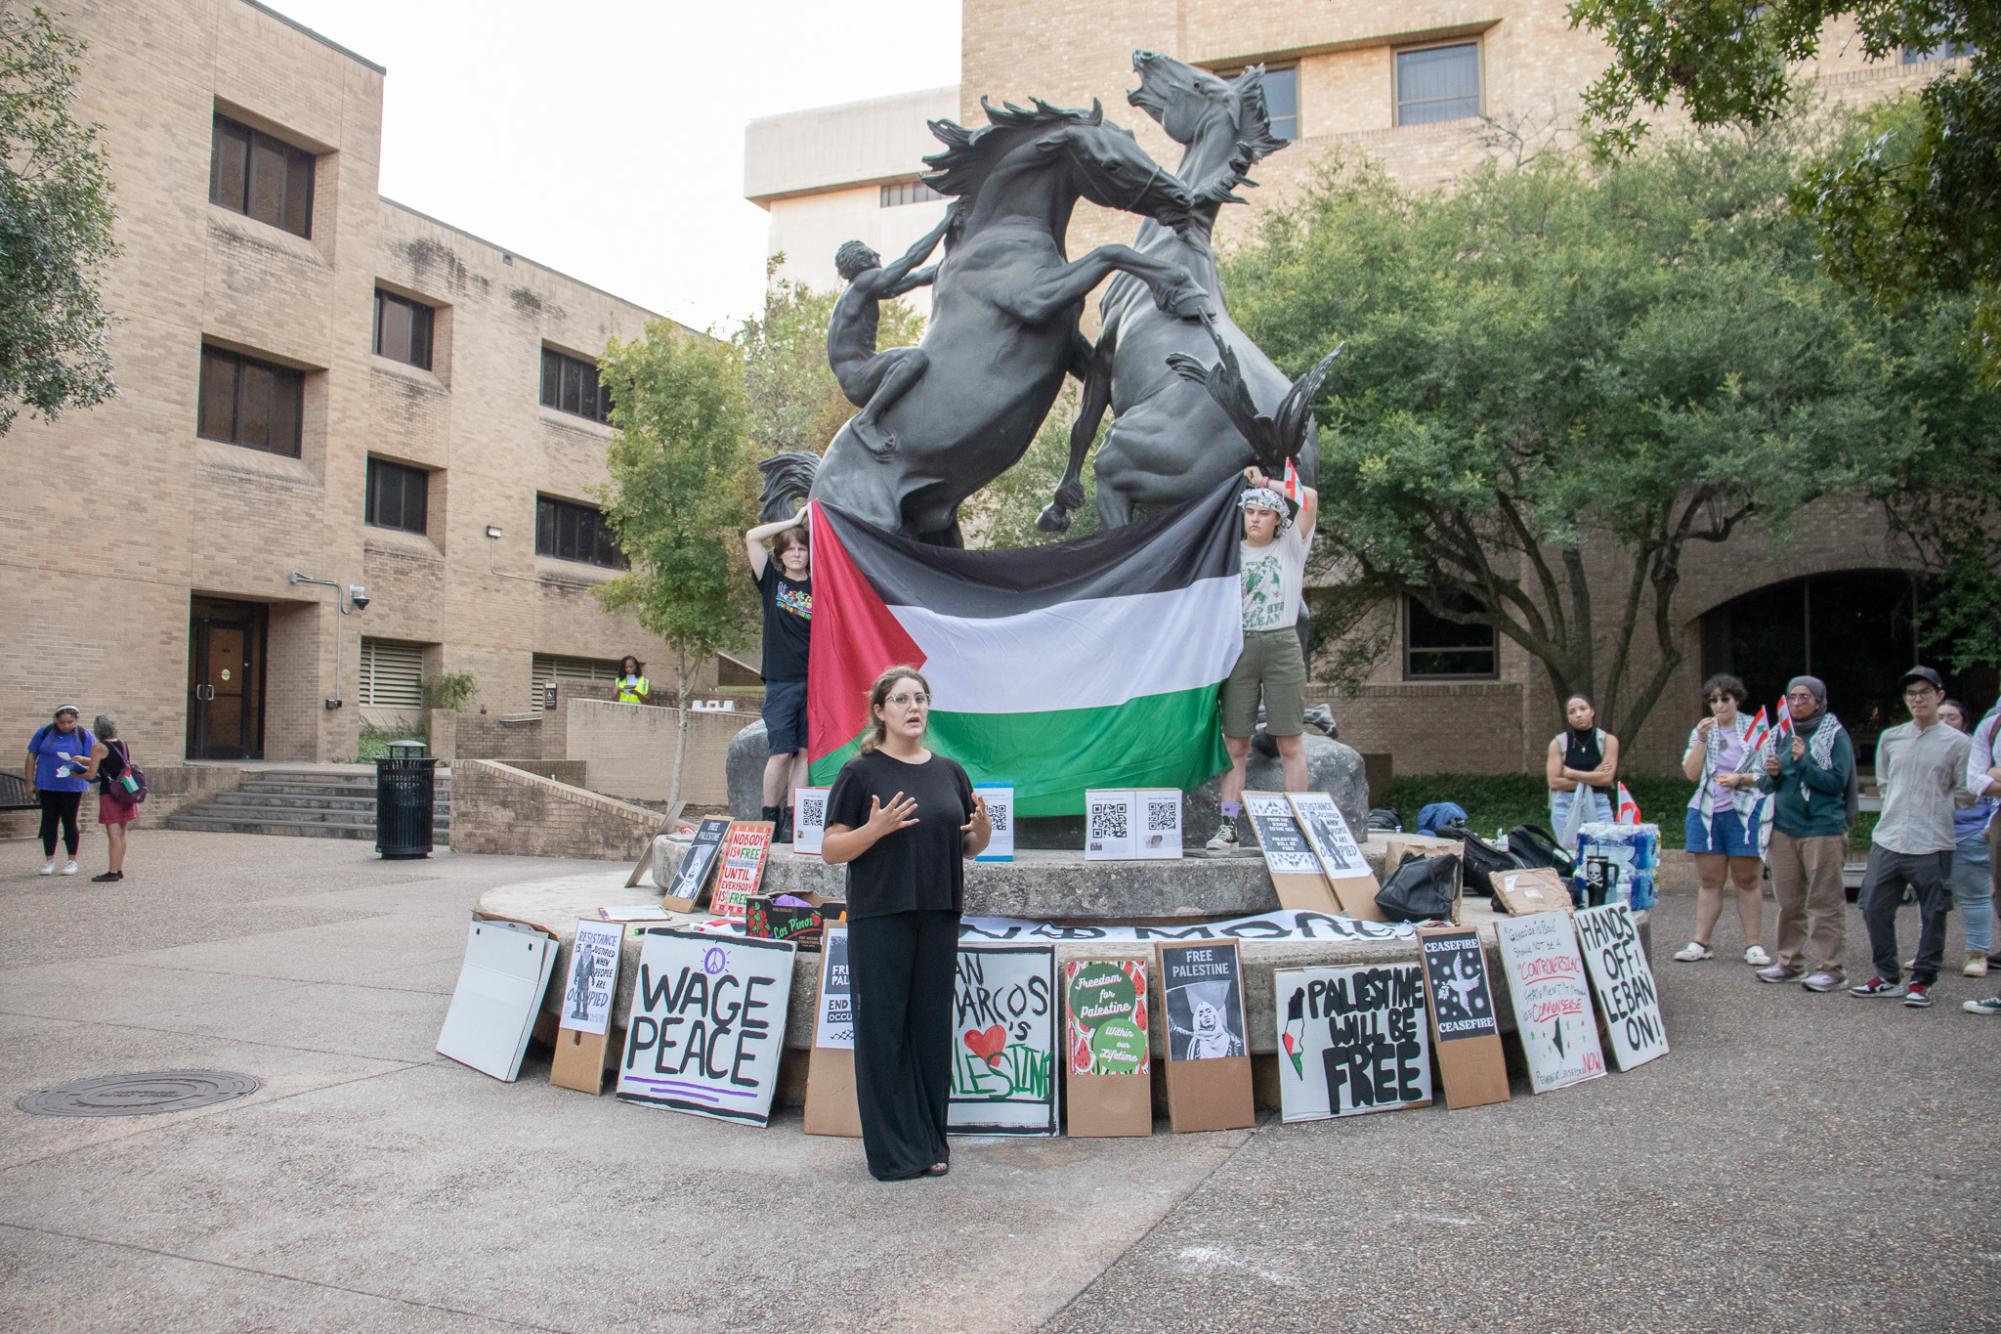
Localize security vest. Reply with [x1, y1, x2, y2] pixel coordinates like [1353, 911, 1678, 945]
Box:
[617, 675, 650, 704]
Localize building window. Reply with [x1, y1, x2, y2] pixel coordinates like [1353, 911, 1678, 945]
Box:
[1396, 42, 1481, 126]
[365, 457, 429, 534]
[197, 344, 304, 456]
[536, 494, 627, 569]
[879, 179, 946, 208]
[530, 653, 624, 710]
[208, 114, 314, 238]
[359, 638, 425, 710]
[540, 347, 611, 423]
[1208, 63, 1299, 141]
[1404, 593, 1498, 679]
[374, 289, 434, 369]
[1903, 38, 1974, 62]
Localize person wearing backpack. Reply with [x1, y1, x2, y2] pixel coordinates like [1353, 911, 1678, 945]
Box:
[84, 713, 138, 883]
[1671, 674, 1773, 967]
[23, 705, 95, 877]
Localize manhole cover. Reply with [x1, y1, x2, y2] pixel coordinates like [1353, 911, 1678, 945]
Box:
[18, 1070, 261, 1118]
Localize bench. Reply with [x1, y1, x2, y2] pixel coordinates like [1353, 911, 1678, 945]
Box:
[0, 773, 37, 812]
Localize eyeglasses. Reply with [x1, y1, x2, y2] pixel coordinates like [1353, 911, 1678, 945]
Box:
[1785, 692, 1816, 702]
[885, 692, 930, 709]
[1708, 696, 1735, 706]
[1903, 688, 1938, 701]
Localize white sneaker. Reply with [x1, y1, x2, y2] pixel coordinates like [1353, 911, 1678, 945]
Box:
[38, 861, 56, 876]
[1672, 941, 1714, 962]
[1204, 823, 1240, 852]
[59, 860, 79, 876]
[1743, 945, 1772, 967]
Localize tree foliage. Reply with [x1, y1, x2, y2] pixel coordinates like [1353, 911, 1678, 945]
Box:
[1221, 126, 1998, 742]
[1, 4, 117, 436]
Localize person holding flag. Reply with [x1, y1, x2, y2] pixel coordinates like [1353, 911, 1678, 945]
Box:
[1671, 674, 1772, 966]
[1757, 676, 1858, 990]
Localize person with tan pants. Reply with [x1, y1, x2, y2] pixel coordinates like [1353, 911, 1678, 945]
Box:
[1757, 676, 1857, 992]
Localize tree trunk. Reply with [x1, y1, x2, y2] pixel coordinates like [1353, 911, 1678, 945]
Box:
[668, 651, 689, 813]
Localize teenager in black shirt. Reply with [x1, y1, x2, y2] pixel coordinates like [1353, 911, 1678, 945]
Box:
[745, 510, 813, 841]
[823, 665, 991, 1181]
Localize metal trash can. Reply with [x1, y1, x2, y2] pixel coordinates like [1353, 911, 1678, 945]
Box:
[375, 739, 436, 860]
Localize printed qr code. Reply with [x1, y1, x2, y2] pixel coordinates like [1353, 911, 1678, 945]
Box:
[987, 803, 1010, 831]
[800, 796, 826, 826]
[1146, 802, 1177, 832]
[1089, 803, 1129, 841]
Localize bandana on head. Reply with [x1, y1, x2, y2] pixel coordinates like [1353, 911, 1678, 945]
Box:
[1240, 487, 1291, 530]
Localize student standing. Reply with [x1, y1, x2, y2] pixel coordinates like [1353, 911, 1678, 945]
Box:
[822, 667, 991, 1182]
[745, 510, 812, 842]
[613, 656, 650, 705]
[1546, 694, 1618, 849]
[1961, 700, 2001, 1015]
[1757, 676, 1857, 991]
[1937, 700, 1994, 977]
[1207, 467, 1318, 851]
[24, 705, 94, 877]
[1672, 674, 1772, 966]
[1851, 667, 1973, 1008]
[85, 714, 137, 883]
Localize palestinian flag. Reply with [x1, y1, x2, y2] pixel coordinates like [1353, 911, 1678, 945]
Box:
[805, 477, 1244, 817]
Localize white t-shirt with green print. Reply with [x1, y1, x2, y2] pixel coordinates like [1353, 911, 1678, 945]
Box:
[1239, 517, 1313, 632]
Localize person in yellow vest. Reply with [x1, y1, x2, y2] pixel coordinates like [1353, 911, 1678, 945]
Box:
[615, 656, 650, 705]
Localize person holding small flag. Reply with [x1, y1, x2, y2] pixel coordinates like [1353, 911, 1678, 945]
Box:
[1757, 676, 1858, 991]
[1671, 674, 1772, 966]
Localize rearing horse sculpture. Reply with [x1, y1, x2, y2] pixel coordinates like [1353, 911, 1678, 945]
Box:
[805, 98, 1212, 545]
[1039, 52, 1336, 532]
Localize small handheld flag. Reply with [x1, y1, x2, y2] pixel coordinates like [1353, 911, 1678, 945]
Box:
[1616, 783, 1642, 825]
[1774, 700, 1794, 740]
[1281, 457, 1300, 504]
[1742, 706, 1771, 754]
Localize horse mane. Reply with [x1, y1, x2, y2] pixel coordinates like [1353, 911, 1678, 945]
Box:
[1228, 65, 1288, 165]
[921, 96, 1105, 209]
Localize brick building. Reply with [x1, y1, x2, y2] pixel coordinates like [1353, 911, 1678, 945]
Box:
[2, 0, 708, 771]
[748, 1, 1989, 774]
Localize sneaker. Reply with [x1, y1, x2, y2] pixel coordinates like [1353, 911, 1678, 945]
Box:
[1671, 941, 1714, 962]
[59, 860, 78, 877]
[1849, 977, 1907, 998]
[1204, 824, 1240, 852]
[1800, 971, 1845, 993]
[90, 871, 121, 883]
[1755, 963, 1798, 983]
[1965, 953, 1989, 978]
[1744, 945, 1773, 967]
[1903, 983, 1933, 1008]
[1961, 996, 2001, 1015]
[38, 861, 56, 876]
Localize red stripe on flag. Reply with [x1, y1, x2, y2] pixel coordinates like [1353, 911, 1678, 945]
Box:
[805, 502, 927, 765]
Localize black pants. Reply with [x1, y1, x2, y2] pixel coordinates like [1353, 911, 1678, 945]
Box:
[848, 909, 960, 1182]
[38, 790, 83, 857]
[1859, 846, 1954, 985]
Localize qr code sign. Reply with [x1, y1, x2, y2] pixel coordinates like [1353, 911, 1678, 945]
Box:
[1089, 802, 1129, 841]
[799, 795, 826, 827]
[1146, 802, 1177, 832]
[988, 802, 1010, 831]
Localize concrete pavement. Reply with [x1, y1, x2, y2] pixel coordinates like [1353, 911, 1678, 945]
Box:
[1, 831, 1995, 1332]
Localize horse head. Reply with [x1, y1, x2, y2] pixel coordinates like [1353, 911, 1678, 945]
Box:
[1045, 116, 1197, 232]
[1128, 50, 1288, 165]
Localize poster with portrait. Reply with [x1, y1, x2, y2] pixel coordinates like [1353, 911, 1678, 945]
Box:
[1155, 941, 1255, 1133]
[1286, 791, 1384, 919]
[1243, 792, 1340, 912]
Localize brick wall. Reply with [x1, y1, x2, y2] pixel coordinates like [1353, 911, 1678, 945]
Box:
[561, 699, 747, 806]
[447, 759, 662, 861]
[1, 764, 246, 843]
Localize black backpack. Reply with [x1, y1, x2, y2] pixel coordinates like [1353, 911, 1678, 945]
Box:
[1437, 821, 1526, 897]
[1506, 824, 1572, 877]
[1365, 807, 1403, 834]
[1375, 851, 1460, 922]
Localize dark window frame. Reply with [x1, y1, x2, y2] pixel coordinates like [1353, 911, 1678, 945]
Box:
[1394, 41, 1482, 127]
[535, 494, 627, 569]
[197, 344, 305, 457]
[373, 289, 434, 370]
[878, 179, 946, 208]
[364, 456, 430, 535]
[1403, 592, 1499, 680]
[539, 346, 612, 424]
[1206, 62, 1299, 142]
[208, 113, 315, 238]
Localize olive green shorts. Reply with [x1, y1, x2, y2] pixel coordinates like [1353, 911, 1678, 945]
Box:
[1220, 628, 1306, 738]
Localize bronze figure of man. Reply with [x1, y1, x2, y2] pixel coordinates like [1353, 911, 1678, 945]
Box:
[827, 209, 953, 460]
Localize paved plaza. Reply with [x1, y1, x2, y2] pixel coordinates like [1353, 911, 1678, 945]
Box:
[1, 831, 1994, 1332]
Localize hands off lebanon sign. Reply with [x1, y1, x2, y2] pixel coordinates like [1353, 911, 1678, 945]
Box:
[1573, 905, 1668, 1070]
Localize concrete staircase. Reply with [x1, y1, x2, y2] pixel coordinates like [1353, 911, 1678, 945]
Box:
[166, 769, 453, 844]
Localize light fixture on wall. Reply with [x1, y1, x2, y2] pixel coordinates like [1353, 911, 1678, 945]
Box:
[485, 525, 503, 540]
[289, 571, 368, 710]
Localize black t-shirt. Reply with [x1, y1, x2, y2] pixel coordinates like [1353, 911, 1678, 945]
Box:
[754, 562, 812, 683]
[826, 749, 975, 918]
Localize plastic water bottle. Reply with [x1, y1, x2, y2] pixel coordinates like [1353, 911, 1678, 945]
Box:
[1495, 826, 1508, 851]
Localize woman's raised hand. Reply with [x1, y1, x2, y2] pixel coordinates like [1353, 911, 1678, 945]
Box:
[960, 793, 991, 835]
[866, 792, 920, 838]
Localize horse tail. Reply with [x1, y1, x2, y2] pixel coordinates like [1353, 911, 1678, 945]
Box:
[756, 452, 820, 522]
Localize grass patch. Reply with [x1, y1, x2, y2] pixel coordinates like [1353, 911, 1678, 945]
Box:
[351, 722, 424, 764]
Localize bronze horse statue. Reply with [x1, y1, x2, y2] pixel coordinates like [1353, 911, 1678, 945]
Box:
[803, 98, 1216, 544]
[1039, 52, 1339, 533]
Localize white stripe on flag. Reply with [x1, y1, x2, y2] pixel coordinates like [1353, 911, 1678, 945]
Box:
[890, 574, 1245, 714]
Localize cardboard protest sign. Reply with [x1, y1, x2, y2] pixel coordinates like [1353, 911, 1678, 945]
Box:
[1243, 792, 1340, 913]
[976, 785, 1015, 862]
[790, 787, 829, 856]
[709, 822, 774, 921]
[550, 919, 624, 1094]
[1574, 905, 1668, 1070]
[437, 919, 558, 1082]
[802, 926, 860, 1137]
[746, 895, 843, 950]
[616, 929, 795, 1125]
[1156, 940, 1255, 1132]
[1416, 925, 1511, 1109]
[1275, 964, 1433, 1122]
[1063, 958, 1151, 1138]
[1495, 912, 1604, 1094]
[1494, 866, 1573, 917]
[1287, 791, 1383, 919]
[1084, 790, 1136, 860]
[658, 817, 731, 911]
[950, 944, 1059, 1136]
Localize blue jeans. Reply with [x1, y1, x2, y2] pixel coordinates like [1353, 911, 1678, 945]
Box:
[1947, 828, 1994, 954]
[1549, 788, 1612, 849]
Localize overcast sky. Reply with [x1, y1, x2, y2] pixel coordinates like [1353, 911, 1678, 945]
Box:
[270, 0, 960, 333]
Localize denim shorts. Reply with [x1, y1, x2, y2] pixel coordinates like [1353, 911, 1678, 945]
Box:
[764, 679, 807, 755]
[1685, 805, 1760, 857]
